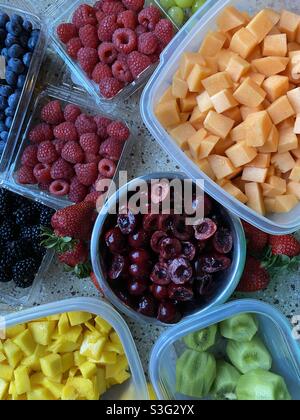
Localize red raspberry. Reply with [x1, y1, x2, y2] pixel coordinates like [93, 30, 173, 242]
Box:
[117, 52, 128, 63]
[94, 116, 112, 139]
[69, 177, 88, 203]
[62, 141, 85, 164]
[41, 100, 64, 125]
[75, 163, 98, 186]
[94, 1, 104, 11]
[18, 166, 36, 185]
[122, 0, 144, 12]
[102, 1, 125, 15]
[57, 23, 78, 44]
[75, 114, 97, 135]
[21, 145, 38, 167]
[99, 77, 124, 98]
[135, 24, 147, 36]
[148, 52, 159, 63]
[138, 32, 158, 55]
[138, 6, 161, 31]
[33, 163, 52, 183]
[98, 15, 118, 42]
[51, 158, 74, 180]
[64, 104, 82, 123]
[98, 158, 116, 178]
[107, 121, 130, 141]
[112, 60, 133, 83]
[54, 122, 78, 142]
[112, 28, 137, 54]
[49, 180, 70, 197]
[92, 63, 112, 83]
[79, 24, 99, 49]
[85, 153, 101, 164]
[80, 133, 101, 154]
[67, 37, 82, 59]
[154, 19, 173, 47]
[98, 43, 118, 64]
[117, 10, 137, 30]
[29, 123, 53, 144]
[78, 47, 99, 75]
[39, 182, 51, 191]
[127, 51, 151, 79]
[99, 137, 124, 160]
[53, 139, 65, 155]
[84, 191, 102, 205]
[95, 10, 105, 23]
[72, 4, 97, 29]
[37, 141, 58, 164]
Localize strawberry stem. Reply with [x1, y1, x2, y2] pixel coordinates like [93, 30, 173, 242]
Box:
[41, 227, 75, 253]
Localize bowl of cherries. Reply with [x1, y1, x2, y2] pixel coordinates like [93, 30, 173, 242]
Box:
[91, 173, 246, 325]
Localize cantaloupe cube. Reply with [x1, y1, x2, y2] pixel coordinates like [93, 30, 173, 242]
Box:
[180, 93, 198, 112]
[225, 141, 257, 167]
[199, 31, 226, 57]
[245, 111, 273, 147]
[287, 87, 300, 113]
[278, 117, 295, 132]
[247, 45, 263, 61]
[262, 75, 289, 102]
[187, 64, 212, 92]
[213, 137, 234, 155]
[158, 86, 175, 104]
[223, 107, 242, 124]
[291, 146, 300, 159]
[252, 57, 289, 76]
[294, 115, 300, 135]
[198, 135, 220, 160]
[262, 34, 287, 57]
[242, 167, 268, 183]
[246, 9, 275, 43]
[289, 159, 300, 181]
[230, 121, 246, 142]
[230, 27, 258, 59]
[267, 95, 295, 125]
[271, 151, 295, 173]
[287, 181, 300, 198]
[217, 49, 237, 71]
[207, 155, 236, 179]
[268, 26, 282, 35]
[288, 42, 300, 51]
[217, 179, 228, 187]
[196, 91, 213, 113]
[217, 6, 247, 32]
[179, 52, 207, 80]
[245, 153, 271, 168]
[225, 56, 250, 82]
[202, 72, 233, 96]
[189, 106, 208, 129]
[245, 182, 266, 214]
[278, 126, 298, 153]
[170, 122, 196, 150]
[204, 110, 234, 139]
[155, 100, 181, 128]
[196, 158, 216, 180]
[279, 10, 300, 42]
[258, 125, 279, 153]
[240, 105, 264, 121]
[210, 89, 238, 113]
[233, 177, 247, 192]
[223, 181, 248, 203]
[233, 77, 266, 107]
[226, 166, 243, 180]
[267, 165, 276, 177]
[187, 128, 207, 159]
[274, 194, 298, 212]
[247, 72, 266, 86]
[205, 56, 219, 74]
[180, 113, 190, 123]
[264, 8, 281, 25]
[172, 73, 188, 99]
[264, 198, 277, 212]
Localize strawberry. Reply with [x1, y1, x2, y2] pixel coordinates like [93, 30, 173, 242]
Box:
[62, 141, 84, 164]
[75, 162, 98, 186]
[67, 37, 82, 59]
[77, 47, 99, 75]
[75, 114, 97, 136]
[53, 122, 78, 142]
[50, 158, 74, 180]
[242, 221, 269, 255]
[41, 100, 64, 125]
[58, 240, 89, 267]
[237, 256, 270, 292]
[79, 133, 100, 154]
[107, 121, 130, 141]
[68, 177, 89, 204]
[21, 145, 38, 167]
[33, 163, 52, 184]
[64, 104, 81, 123]
[94, 116, 111, 139]
[72, 4, 97, 29]
[57, 23, 78, 44]
[29, 123, 54, 144]
[268, 234, 300, 257]
[79, 24, 99, 49]
[17, 165, 36, 185]
[99, 137, 124, 161]
[37, 141, 58, 164]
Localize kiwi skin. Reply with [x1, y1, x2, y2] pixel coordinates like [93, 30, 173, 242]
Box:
[220, 313, 258, 343]
[212, 360, 241, 401]
[183, 324, 218, 352]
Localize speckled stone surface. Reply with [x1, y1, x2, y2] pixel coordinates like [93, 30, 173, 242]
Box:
[1, 0, 300, 378]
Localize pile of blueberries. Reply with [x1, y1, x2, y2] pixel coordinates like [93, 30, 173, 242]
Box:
[0, 11, 40, 154]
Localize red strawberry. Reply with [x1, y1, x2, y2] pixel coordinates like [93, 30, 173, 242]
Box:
[154, 19, 173, 47]
[72, 4, 97, 29]
[92, 63, 112, 83]
[53, 139, 65, 155]
[94, 116, 111, 139]
[84, 191, 102, 205]
[37, 141, 58, 164]
[75, 162, 98, 186]
[107, 121, 130, 141]
[53, 122, 78, 142]
[98, 15, 118, 42]
[41, 100, 64, 125]
[29, 123, 54, 144]
[237, 256, 270, 292]
[51, 158, 74, 180]
[58, 240, 89, 267]
[79, 24, 99, 49]
[242, 221, 269, 254]
[68, 177, 89, 204]
[33, 163, 52, 184]
[57, 23, 78, 44]
[18, 165, 36, 185]
[75, 114, 97, 135]
[99, 77, 124, 99]
[100, 137, 124, 161]
[77, 47, 99, 75]
[79, 133, 100, 154]
[21, 145, 38, 167]
[127, 51, 151, 79]
[269, 235, 300, 257]
[67, 37, 82, 58]
[64, 104, 82, 123]
[62, 141, 84, 164]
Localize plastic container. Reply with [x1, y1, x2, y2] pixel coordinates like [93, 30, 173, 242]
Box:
[5, 85, 135, 210]
[3, 296, 149, 400]
[0, 2, 48, 175]
[91, 172, 246, 326]
[149, 299, 300, 400]
[140, 0, 300, 235]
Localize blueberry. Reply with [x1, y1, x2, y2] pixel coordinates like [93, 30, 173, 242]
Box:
[11, 14, 23, 26]
[0, 131, 8, 142]
[5, 116, 13, 129]
[0, 85, 12, 97]
[0, 112, 4, 121]
[5, 70, 17, 86]
[19, 34, 29, 49]
[0, 140, 5, 153]
[5, 34, 18, 48]
[28, 36, 38, 51]
[8, 92, 20, 109]
[1, 47, 8, 60]
[22, 52, 32, 67]
[22, 20, 32, 33]
[8, 44, 24, 58]
[0, 13, 9, 29]
[0, 96, 7, 110]
[7, 58, 25, 75]
[5, 107, 14, 117]
[31, 29, 40, 39]
[0, 28, 5, 42]
[0, 120, 5, 131]
[6, 21, 22, 36]
[17, 74, 26, 89]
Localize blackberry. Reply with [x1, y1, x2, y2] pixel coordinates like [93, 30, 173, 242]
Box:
[39, 207, 55, 227]
[12, 258, 37, 288]
[5, 240, 28, 263]
[0, 251, 15, 269]
[12, 193, 29, 208]
[0, 220, 15, 241]
[31, 240, 46, 259]
[14, 204, 38, 226]
[0, 269, 11, 283]
[20, 225, 41, 242]
[0, 188, 10, 216]
[32, 201, 45, 212]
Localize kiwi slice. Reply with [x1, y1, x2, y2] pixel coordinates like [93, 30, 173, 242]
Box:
[183, 324, 218, 352]
[211, 360, 241, 400]
[236, 368, 292, 400]
[220, 313, 258, 343]
[226, 335, 272, 374]
[176, 349, 216, 398]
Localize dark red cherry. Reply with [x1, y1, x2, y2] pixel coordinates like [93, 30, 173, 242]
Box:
[168, 283, 194, 301]
[104, 227, 126, 254]
[197, 240, 207, 254]
[129, 262, 151, 279]
[117, 209, 138, 235]
[181, 241, 196, 261]
[157, 301, 181, 324]
[168, 258, 193, 284]
[213, 228, 233, 254]
[190, 194, 212, 217]
[199, 253, 231, 273]
[127, 278, 148, 296]
[108, 254, 128, 280]
[196, 275, 215, 297]
[138, 295, 157, 317]
[115, 289, 134, 307]
[143, 213, 160, 232]
[150, 231, 168, 253]
[158, 214, 176, 232]
[194, 218, 217, 240]
[160, 237, 182, 260]
[150, 262, 171, 285]
[150, 284, 169, 301]
[128, 229, 149, 249]
[129, 249, 150, 265]
[151, 180, 170, 204]
[172, 215, 193, 241]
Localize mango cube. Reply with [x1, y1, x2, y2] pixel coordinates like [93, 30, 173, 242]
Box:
[199, 31, 226, 57]
[13, 330, 35, 357]
[57, 313, 70, 335]
[204, 110, 234, 139]
[271, 151, 295, 173]
[230, 28, 258, 59]
[61, 353, 74, 374]
[79, 361, 97, 379]
[245, 111, 273, 147]
[170, 122, 196, 150]
[67, 312, 92, 327]
[66, 377, 94, 400]
[263, 34, 287, 57]
[225, 141, 257, 167]
[14, 366, 30, 395]
[267, 95, 295, 124]
[27, 386, 54, 401]
[223, 182, 248, 203]
[6, 325, 26, 339]
[233, 77, 266, 107]
[80, 333, 106, 361]
[274, 194, 298, 212]
[28, 321, 56, 346]
[42, 378, 64, 400]
[0, 379, 8, 400]
[279, 10, 300, 41]
[207, 155, 236, 179]
[21, 344, 47, 372]
[245, 182, 266, 215]
[40, 354, 62, 378]
[3, 339, 23, 368]
[210, 89, 238, 113]
[0, 364, 13, 381]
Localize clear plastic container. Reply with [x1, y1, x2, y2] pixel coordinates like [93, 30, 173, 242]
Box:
[0, 2, 48, 175]
[5, 85, 135, 210]
[3, 296, 149, 400]
[140, 0, 300, 235]
[149, 299, 300, 400]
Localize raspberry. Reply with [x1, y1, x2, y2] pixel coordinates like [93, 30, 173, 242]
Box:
[54, 122, 78, 142]
[117, 10, 137, 30]
[67, 37, 82, 59]
[62, 141, 85, 164]
[98, 158, 116, 178]
[49, 180, 70, 197]
[78, 47, 99, 75]
[154, 19, 173, 47]
[100, 137, 124, 160]
[94, 116, 112, 139]
[138, 6, 161, 31]
[69, 177, 88, 203]
[84, 191, 102, 205]
[41, 100, 64, 125]
[112, 60, 133, 83]
[107, 121, 130, 141]
[53, 139, 65, 155]
[79, 24, 99, 49]
[57, 23, 78, 44]
[138, 32, 158, 55]
[29, 123, 53, 144]
[148, 52, 159, 63]
[80, 133, 101, 154]
[98, 15, 118, 42]
[33, 163, 52, 183]
[102, 1, 125, 15]
[75, 163, 98, 186]
[122, 0, 144, 12]
[117, 52, 128, 63]
[39, 182, 51, 191]
[75, 114, 97, 135]
[85, 153, 101, 164]
[99, 77, 124, 99]
[21, 145, 38, 167]
[72, 4, 97, 29]
[64, 104, 81, 123]
[50, 158, 74, 180]
[112, 28, 137, 54]
[98, 43, 118, 64]
[37, 141, 58, 164]
[95, 10, 105, 23]
[18, 165, 36, 185]
[127, 51, 151, 79]
[92, 63, 112, 83]
[135, 24, 147, 36]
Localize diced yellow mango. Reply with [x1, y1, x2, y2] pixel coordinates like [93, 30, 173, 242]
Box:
[245, 111, 273, 147]
[57, 313, 70, 335]
[113, 370, 131, 385]
[42, 378, 64, 400]
[279, 10, 300, 42]
[230, 27, 258, 59]
[274, 194, 298, 212]
[242, 167, 268, 183]
[0, 364, 13, 382]
[245, 182, 266, 215]
[3, 339, 23, 368]
[170, 122, 196, 150]
[80, 333, 106, 361]
[61, 353, 74, 374]
[21, 344, 47, 372]
[74, 351, 86, 367]
[40, 354, 62, 378]
[79, 361, 97, 379]
[263, 34, 287, 57]
[252, 57, 289, 76]
[48, 338, 80, 354]
[14, 366, 30, 395]
[155, 100, 181, 128]
[61, 384, 77, 400]
[105, 355, 128, 379]
[13, 329, 36, 357]
[47, 314, 60, 322]
[207, 155, 236, 179]
[66, 377, 94, 401]
[225, 141, 257, 167]
[28, 321, 56, 346]
[199, 31, 226, 57]
[223, 182, 248, 203]
[267, 95, 295, 125]
[98, 351, 117, 365]
[202, 71, 233, 96]
[30, 372, 44, 386]
[204, 110, 235, 139]
[95, 367, 106, 397]
[5, 325, 26, 339]
[271, 151, 295, 173]
[104, 341, 124, 355]
[67, 312, 92, 327]
[210, 89, 238, 113]
[233, 77, 266, 107]
[27, 386, 54, 401]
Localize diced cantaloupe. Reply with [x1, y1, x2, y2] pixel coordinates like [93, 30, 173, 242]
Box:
[229, 27, 258, 59]
[199, 31, 226, 57]
[172, 73, 188, 99]
[252, 57, 289, 76]
[278, 126, 298, 153]
[180, 113, 190, 123]
[197, 135, 220, 160]
[287, 87, 300, 113]
[179, 52, 207, 80]
[271, 151, 295, 173]
[245, 111, 273, 147]
[205, 56, 219, 74]
[245, 182, 266, 214]
[213, 137, 234, 155]
[230, 121, 246, 142]
[278, 117, 295, 131]
[246, 9, 275, 43]
[247, 72, 266, 86]
[207, 155, 236, 179]
[242, 167, 268, 183]
[180, 93, 198, 112]
[264, 8, 281, 25]
[187, 128, 207, 159]
[264, 198, 277, 212]
[195, 158, 216, 180]
[262, 34, 287, 57]
[233, 77, 266, 107]
[170, 122, 196, 150]
[223, 107, 242, 124]
[187, 64, 212, 92]
[226, 166, 243, 180]
[196, 91, 214, 113]
[225, 141, 257, 167]
[217, 49, 237, 71]
[158, 86, 175, 104]
[245, 153, 271, 168]
[279, 10, 300, 42]
[267, 95, 295, 125]
[294, 115, 300, 136]
[288, 42, 300, 51]
[225, 56, 250, 82]
[240, 105, 264, 121]
[257, 125, 279, 153]
[189, 106, 208, 129]
[267, 165, 276, 177]
[274, 194, 298, 212]
[268, 27, 281, 36]
[155, 100, 181, 127]
[232, 176, 247, 192]
[202, 71, 233, 96]
[203, 110, 235, 139]
[247, 45, 263, 61]
[287, 181, 300, 198]
[289, 158, 300, 181]
[210, 89, 238, 113]
[262, 76, 289, 102]
[223, 181, 248, 203]
[217, 6, 247, 33]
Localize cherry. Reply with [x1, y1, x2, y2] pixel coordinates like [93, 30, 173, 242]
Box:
[181, 241, 196, 261]
[150, 262, 171, 285]
[189, 194, 212, 217]
[194, 218, 217, 240]
[108, 254, 128, 280]
[150, 284, 169, 301]
[128, 229, 149, 248]
[129, 249, 150, 265]
[151, 180, 170, 204]
[115, 289, 134, 307]
[199, 254, 231, 273]
[117, 209, 138, 235]
[158, 214, 175, 232]
[138, 295, 157, 317]
[127, 278, 148, 296]
[168, 258, 193, 284]
[105, 227, 126, 254]
[150, 231, 168, 253]
[197, 240, 207, 253]
[213, 228, 233, 254]
[143, 213, 160, 232]
[157, 301, 181, 324]
[172, 215, 193, 241]
[129, 261, 151, 279]
[168, 283, 194, 301]
[196, 275, 215, 297]
[160, 237, 182, 260]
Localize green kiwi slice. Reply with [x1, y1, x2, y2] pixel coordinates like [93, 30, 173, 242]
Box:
[183, 324, 218, 352]
[211, 360, 241, 400]
[220, 313, 258, 343]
